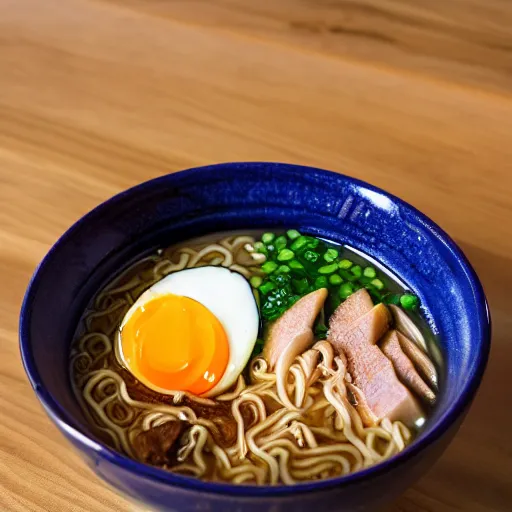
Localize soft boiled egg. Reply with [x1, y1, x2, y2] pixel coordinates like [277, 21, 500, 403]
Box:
[116, 266, 259, 397]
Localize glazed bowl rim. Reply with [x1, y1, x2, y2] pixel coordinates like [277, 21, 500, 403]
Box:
[19, 162, 491, 497]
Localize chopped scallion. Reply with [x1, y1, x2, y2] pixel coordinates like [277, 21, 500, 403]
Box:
[338, 259, 353, 270]
[259, 282, 276, 294]
[339, 282, 354, 299]
[314, 276, 328, 289]
[277, 249, 295, 262]
[400, 294, 419, 310]
[254, 241, 266, 254]
[271, 274, 290, 286]
[305, 237, 320, 249]
[318, 263, 338, 274]
[275, 235, 288, 251]
[366, 286, 383, 302]
[251, 338, 265, 357]
[382, 293, 401, 305]
[290, 236, 308, 252]
[250, 276, 262, 288]
[324, 248, 339, 263]
[329, 274, 343, 285]
[261, 261, 278, 274]
[288, 295, 300, 307]
[292, 278, 309, 294]
[304, 250, 320, 263]
[262, 232, 275, 244]
[287, 229, 301, 240]
[371, 278, 384, 290]
[363, 267, 377, 278]
[289, 259, 305, 272]
[277, 265, 291, 274]
[314, 323, 328, 340]
[350, 265, 363, 278]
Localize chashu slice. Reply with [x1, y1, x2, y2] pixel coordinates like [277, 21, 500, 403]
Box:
[328, 289, 424, 427]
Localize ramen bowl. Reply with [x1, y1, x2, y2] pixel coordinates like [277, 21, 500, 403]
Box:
[20, 163, 490, 512]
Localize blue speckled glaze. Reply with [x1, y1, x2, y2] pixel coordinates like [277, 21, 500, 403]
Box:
[19, 163, 491, 512]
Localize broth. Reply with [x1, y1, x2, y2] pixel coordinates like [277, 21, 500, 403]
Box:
[70, 230, 440, 485]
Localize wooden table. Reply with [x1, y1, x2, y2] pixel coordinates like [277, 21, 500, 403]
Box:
[1, 1, 511, 510]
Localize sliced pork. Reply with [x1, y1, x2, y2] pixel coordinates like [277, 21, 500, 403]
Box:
[389, 304, 428, 352]
[381, 330, 436, 405]
[263, 288, 328, 408]
[328, 289, 424, 427]
[263, 288, 328, 369]
[398, 332, 438, 390]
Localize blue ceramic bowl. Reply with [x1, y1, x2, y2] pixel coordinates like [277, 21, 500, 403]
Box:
[20, 163, 490, 512]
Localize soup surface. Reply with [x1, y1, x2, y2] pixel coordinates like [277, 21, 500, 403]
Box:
[70, 231, 440, 485]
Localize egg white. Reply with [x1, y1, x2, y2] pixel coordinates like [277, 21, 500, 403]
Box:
[117, 266, 259, 397]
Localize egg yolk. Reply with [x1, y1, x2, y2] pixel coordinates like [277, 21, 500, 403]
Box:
[119, 294, 229, 395]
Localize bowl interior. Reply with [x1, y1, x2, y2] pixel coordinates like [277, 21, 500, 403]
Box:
[20, 162, 490, 493]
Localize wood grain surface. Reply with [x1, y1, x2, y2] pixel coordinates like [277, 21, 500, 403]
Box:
[1, 0, 511, 510]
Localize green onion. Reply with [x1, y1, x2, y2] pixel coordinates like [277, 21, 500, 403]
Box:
[338, 259, 353, 270]
[277, 265, 290, 274]
[275, 235, 288, 251]
[314, 276, 328, 289]
[259, 282, 276, 294]
[288, 295, 300, 307]
[262, 233, 275, 244]
[254, 241, 267, 254]
[339, 269, 357, 282]
[304, 250, 320, 263]
[339, 282, 354, 299]
[365, 284, 383, 304]
[329, 274, 343, 285]
[371, 278, 384, 290]
[292, 278, 309, 294]
[324, 248, 339, 263]
[277, 249, 295, 262]
[350, 265, 363, 278]
[382, 293, 401, 305]
[261, 261, 278, 274]
[250, 276, 262, 288]
[318, 263, 338, 275]
[271, 274, 290, 286]
[287, 229, 301, 240]
[290, 236, 308, 252]
[363, 267, 377, 278]
[305, 237, 320, 249]
[314, 324, 328, 340]
[266, 244, 275, 253]
[289, 259, 305, 272]
[251, 337, 265, 357]
[400, 294, 419, 310]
